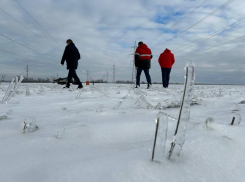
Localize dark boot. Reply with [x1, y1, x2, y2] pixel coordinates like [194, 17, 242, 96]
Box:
[77, 84, 83, 89]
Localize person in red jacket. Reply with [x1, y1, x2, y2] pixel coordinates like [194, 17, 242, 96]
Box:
[134, 41, 153, 89]
[158, 48, 175, 88]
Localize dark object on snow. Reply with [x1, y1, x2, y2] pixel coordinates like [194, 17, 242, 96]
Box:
[231, 117, 235, 125]
[239, 101, 245, 104]
[53, 77, 79, 85]
[78, 85, 83, 89]
[0, 115, 8, 120]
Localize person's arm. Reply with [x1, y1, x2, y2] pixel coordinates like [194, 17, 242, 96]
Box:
[78, 50, 81, 60]
[172, 54, 175, 65]
[135, 48, 140, 68]
[158, 54, 162, 67]
[61, 46, 68, 65]
[150, 49, 153, 59]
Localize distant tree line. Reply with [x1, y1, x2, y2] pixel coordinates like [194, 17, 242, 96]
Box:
[91, 79, 108, 83]
[115, 80, 162, 84]
[23, 77, 52, 83]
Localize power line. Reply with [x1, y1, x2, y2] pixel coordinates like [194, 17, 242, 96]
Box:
[151, 0, 234, 49]
[0, 33, 57, 61]
[173, 17, 245, 53]
[0, 6, 62, 50]
[106, 70, 108, 83]
[147, 0, 208, 44]
[173, 0, 189, 14]
[113, 63, 116, 83]
[0, 48, 51, 63]
[14, 0, 62, 47]
[0, 48, 59, 70]
[26, 0, 64, 42]
[131, 41, 137, 83]
[176, 34, 245, 59]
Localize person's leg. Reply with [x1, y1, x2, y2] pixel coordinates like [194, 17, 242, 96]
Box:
[166, 68, 171, 88]
[72, 69, 82, 85]
[143, 69, 151, 85]
[136, 69, 142, 86]
[70, 69, 83, 86]
[161, 68, 167, 88]
[66, 69, 73, 87]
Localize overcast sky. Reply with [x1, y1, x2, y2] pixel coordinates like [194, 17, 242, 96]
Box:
[0, 0, 245, 84]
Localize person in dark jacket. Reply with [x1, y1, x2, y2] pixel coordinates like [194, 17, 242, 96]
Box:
[158, 48, 175, 88]
[61, 39, 83, 89]
[134, 41, 153, 89]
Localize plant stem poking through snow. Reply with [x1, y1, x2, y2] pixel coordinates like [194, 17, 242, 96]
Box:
[152, 112, 169, 162]
[113, 101, 122, 110]
[54, 127, 65, 138]
[26, 85, 30, 96]
[231, 117, 235, 125]
[231, 104, 242, 125]
[4, 76, 24, 103]
[1, 78, 15, 102]
[22, 118, 38, 133]
[168, 61, 196, 160]
[206, 117, 215, 129]
[155, 103, 161, 110]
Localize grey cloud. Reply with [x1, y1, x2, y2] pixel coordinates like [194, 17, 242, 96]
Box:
[0, 0, 244, 84]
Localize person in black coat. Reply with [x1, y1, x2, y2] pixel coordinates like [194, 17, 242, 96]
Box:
[61, 39, 83, 89]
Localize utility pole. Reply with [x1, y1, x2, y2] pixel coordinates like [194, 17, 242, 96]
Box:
[106, 70, 108, 83]
[131, 41, 137, 84]
[57, 74, 58, 79]
[86, 70, 89, 81]
[102, 75, 105, 82]
[0, 75, 6, 85]
[26, 65, 29, 81]
[113, 63, 115, 83]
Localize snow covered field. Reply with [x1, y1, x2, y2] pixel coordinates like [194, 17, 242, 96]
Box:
[0, 83, 245, 182]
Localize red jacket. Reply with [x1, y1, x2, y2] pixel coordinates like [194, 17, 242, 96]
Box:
[135, 44, 152, 69]
[158, 49, 175, 68]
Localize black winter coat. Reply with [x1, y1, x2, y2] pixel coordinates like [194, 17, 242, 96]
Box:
[61, 43, 80, 70]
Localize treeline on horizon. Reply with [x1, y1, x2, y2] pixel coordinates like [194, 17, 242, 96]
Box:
[1, 78, 241, 85]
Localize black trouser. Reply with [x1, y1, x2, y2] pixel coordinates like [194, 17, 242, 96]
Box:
[66, 69, 82, 87]
[136, 68, 151, 86]
[161, 68, 171, 88]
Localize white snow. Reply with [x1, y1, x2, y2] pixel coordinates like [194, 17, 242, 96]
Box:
[0, 83, 245, 182]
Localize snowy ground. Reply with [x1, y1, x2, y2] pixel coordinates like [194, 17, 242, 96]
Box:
[0, 83, 245, 182]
